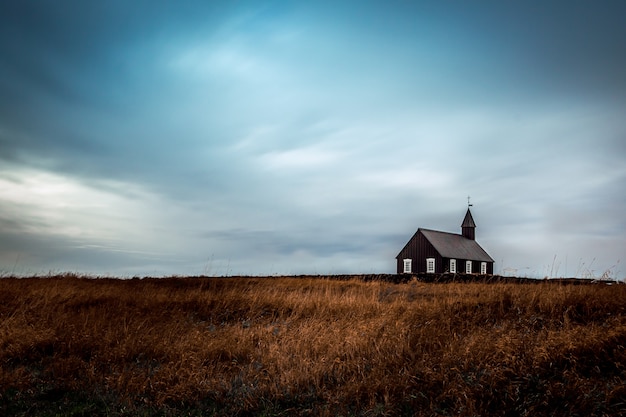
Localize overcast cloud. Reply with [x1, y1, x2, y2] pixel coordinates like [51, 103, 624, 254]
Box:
[1, 1, 625, 278]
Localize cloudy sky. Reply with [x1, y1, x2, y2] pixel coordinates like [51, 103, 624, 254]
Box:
[1, 1, 625, 278]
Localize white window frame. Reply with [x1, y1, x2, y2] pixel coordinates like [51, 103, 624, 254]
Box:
[403, 259, 412, 273]
[466, 260, 472, 274]
[450, 259, 457, 273]
[426, 258, 435, 273]
[481, 262, 487, 275]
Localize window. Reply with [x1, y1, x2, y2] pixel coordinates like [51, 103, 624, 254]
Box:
[481, 262, 487, 275]
[466, 260, 472, 274]
[450, 259, 457, 273]
[426, 258, 435, 273]
[403, 259, 412, 273]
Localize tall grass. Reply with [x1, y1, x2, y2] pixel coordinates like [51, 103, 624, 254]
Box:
[1, 275, 625, 416]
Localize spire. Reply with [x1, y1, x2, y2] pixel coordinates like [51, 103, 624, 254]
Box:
[461, 207, 476, 240]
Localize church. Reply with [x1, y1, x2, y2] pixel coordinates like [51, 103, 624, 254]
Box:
[396, 206, 494, 274]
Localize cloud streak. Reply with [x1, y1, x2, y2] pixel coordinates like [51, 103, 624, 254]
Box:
[0, 1, 625, 277]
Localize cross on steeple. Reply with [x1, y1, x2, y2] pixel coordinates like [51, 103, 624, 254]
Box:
[467, 195, 473, 207]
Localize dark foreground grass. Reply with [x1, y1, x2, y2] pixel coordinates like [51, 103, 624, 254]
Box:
[1, 275, 625, 416]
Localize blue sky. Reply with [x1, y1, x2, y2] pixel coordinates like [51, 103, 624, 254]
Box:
[1, 1, 625, 278]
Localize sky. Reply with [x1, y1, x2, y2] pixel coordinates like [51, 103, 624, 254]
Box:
[1, 1, 625, 278]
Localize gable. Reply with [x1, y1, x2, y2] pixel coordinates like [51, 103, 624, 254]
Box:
[396, 228, 438, 260]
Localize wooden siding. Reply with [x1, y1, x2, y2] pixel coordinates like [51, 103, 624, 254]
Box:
[397, 230, 441, 274]
[439, 258, 493, 275]
[461, 226, 475, 241]
[397, 229, 494, 274]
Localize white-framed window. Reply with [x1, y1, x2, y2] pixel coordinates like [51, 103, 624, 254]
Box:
[450, 259, 457, 273]
[426, 258, 435, 273]
[481, 262, 487, 275]
[466, 260, 472, 274]
[403, 259, 412, 273]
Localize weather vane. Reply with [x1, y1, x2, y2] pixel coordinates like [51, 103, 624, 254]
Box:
[467, 195, 473, 207]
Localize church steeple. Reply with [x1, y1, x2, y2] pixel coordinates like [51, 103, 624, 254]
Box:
[461, 207, 476, 240]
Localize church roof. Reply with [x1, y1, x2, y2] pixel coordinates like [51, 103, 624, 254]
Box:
[461, 208, 476, 228]
[420, 228, 494, 262]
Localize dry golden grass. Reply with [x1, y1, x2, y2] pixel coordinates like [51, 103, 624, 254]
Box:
[1, 275, 625, 416]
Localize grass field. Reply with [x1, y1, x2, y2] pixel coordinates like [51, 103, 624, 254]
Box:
[1, 274, 625, 416]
